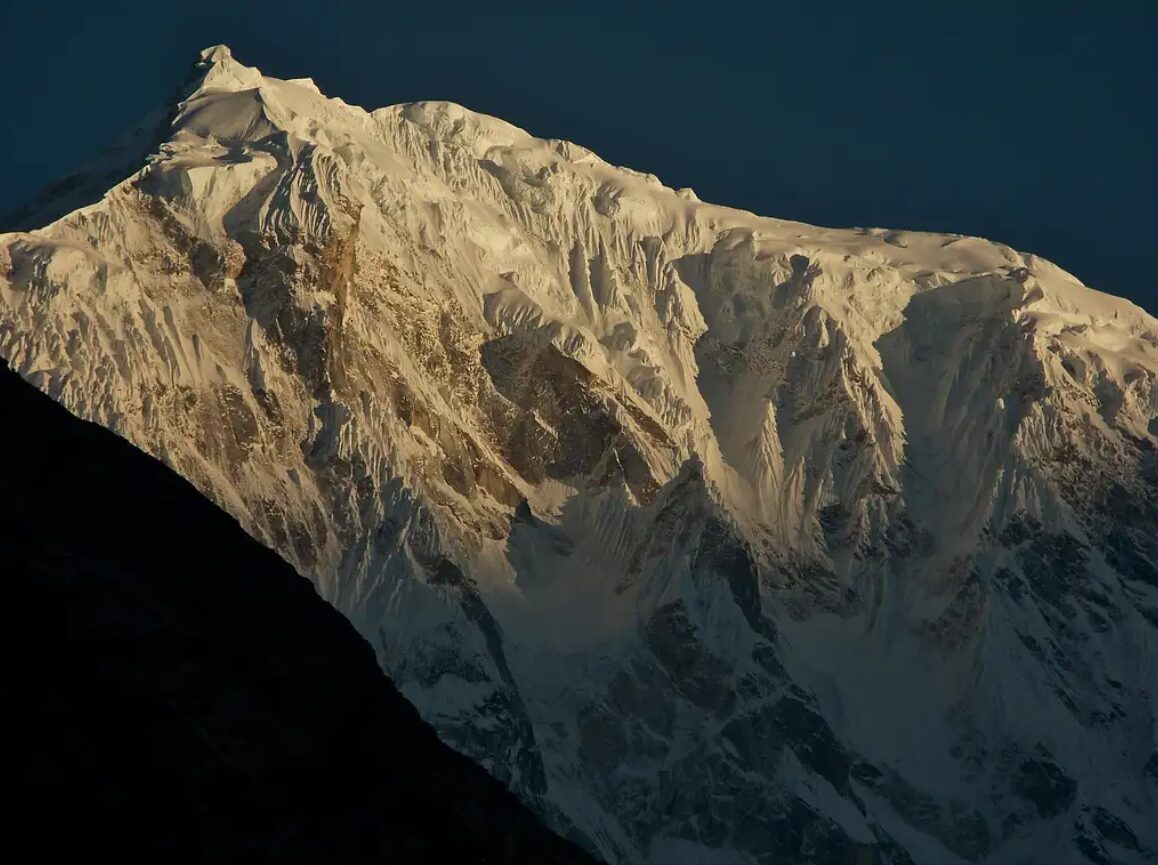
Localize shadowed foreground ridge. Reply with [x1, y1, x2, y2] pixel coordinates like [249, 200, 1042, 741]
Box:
[0, 359, 598, 865]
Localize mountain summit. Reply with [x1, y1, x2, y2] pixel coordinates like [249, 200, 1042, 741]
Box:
[2, 47, 1155, 864]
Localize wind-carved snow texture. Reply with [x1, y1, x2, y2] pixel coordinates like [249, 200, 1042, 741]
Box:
[2, 46, 1156, 864]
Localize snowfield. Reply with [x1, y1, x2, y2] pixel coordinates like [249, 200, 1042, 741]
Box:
[2, 45, 1156, 864]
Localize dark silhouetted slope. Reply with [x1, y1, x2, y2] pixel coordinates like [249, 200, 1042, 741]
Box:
[0, 358, 598, 865]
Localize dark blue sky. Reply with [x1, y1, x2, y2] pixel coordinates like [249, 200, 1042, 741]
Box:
[3, 1, 1155, 311]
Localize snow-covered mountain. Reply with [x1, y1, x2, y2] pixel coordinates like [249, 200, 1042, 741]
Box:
[2, 46, 1155, 864]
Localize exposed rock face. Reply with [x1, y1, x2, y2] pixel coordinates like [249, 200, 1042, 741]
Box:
[2, 45, 1155, 864]
[0, 360, 598, 865]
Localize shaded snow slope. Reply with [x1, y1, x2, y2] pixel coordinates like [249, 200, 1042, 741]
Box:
[2, 45, 1155, 864]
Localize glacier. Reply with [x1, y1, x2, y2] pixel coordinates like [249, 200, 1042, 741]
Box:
[1, 45, 1155, 863]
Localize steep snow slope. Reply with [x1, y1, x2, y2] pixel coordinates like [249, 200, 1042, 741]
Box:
[2, 45, 1155, 864]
